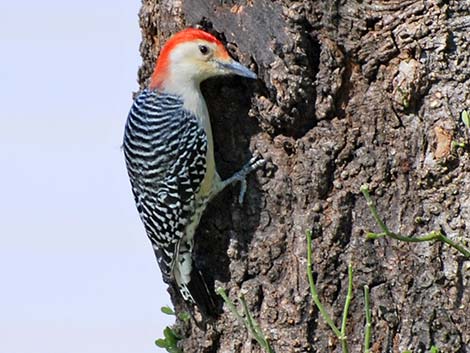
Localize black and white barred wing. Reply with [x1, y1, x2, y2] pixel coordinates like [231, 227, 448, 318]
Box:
[123, 90, 207, 282]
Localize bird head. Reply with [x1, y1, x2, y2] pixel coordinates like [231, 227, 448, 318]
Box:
[149, 28, 257, 92]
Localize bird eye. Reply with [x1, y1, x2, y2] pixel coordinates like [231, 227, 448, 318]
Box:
[199, 45, 209, 55]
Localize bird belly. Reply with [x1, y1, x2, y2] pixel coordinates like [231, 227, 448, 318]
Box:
[198, 148, 215, 198]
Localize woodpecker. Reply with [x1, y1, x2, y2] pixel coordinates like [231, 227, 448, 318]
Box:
[123, 28, 263, 315]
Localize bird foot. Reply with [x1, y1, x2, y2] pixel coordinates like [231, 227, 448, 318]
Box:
[228, 155, 266, 205]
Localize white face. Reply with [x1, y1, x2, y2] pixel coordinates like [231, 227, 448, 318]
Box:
[169, 40, 227, 83]
[159, 36, 257, 116]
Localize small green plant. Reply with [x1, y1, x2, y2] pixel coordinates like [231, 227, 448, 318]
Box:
[462, 109, 470, 129]
[397, 87, 410, 109]
[160, 305, 191, 323]
[360, 184, 470, 258]
[402, 346, 439, 353]
[161, 305, 175, 315]
[155, 327, 182, 353]
[451, 140, 466, 149]
[217, 287, 274, 353]
[154, 306, 190, 353]
[363, 285, 371, 353]
[302, 227, 457, 353]
[306, 230, 354, 353]
[452, 110, 470, 149]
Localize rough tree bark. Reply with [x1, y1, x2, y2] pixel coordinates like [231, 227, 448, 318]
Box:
[137, 1, 470, 352]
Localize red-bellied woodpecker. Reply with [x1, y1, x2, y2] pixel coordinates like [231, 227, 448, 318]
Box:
[123, 28, 263, 315]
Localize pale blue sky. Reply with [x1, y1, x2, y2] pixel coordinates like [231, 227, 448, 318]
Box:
[0, 1, 172, 352]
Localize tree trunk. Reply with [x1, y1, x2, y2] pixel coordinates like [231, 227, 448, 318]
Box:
[138, 1, 470, 352]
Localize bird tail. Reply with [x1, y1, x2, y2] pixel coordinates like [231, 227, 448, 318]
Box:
[185, 267, 218, 319]
[172, 241, 218, 319]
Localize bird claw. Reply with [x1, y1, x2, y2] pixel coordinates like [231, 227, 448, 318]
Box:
[238, 179, 247, 205]
[235, 155, 266, 205]
[213, 155, 266, 204]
